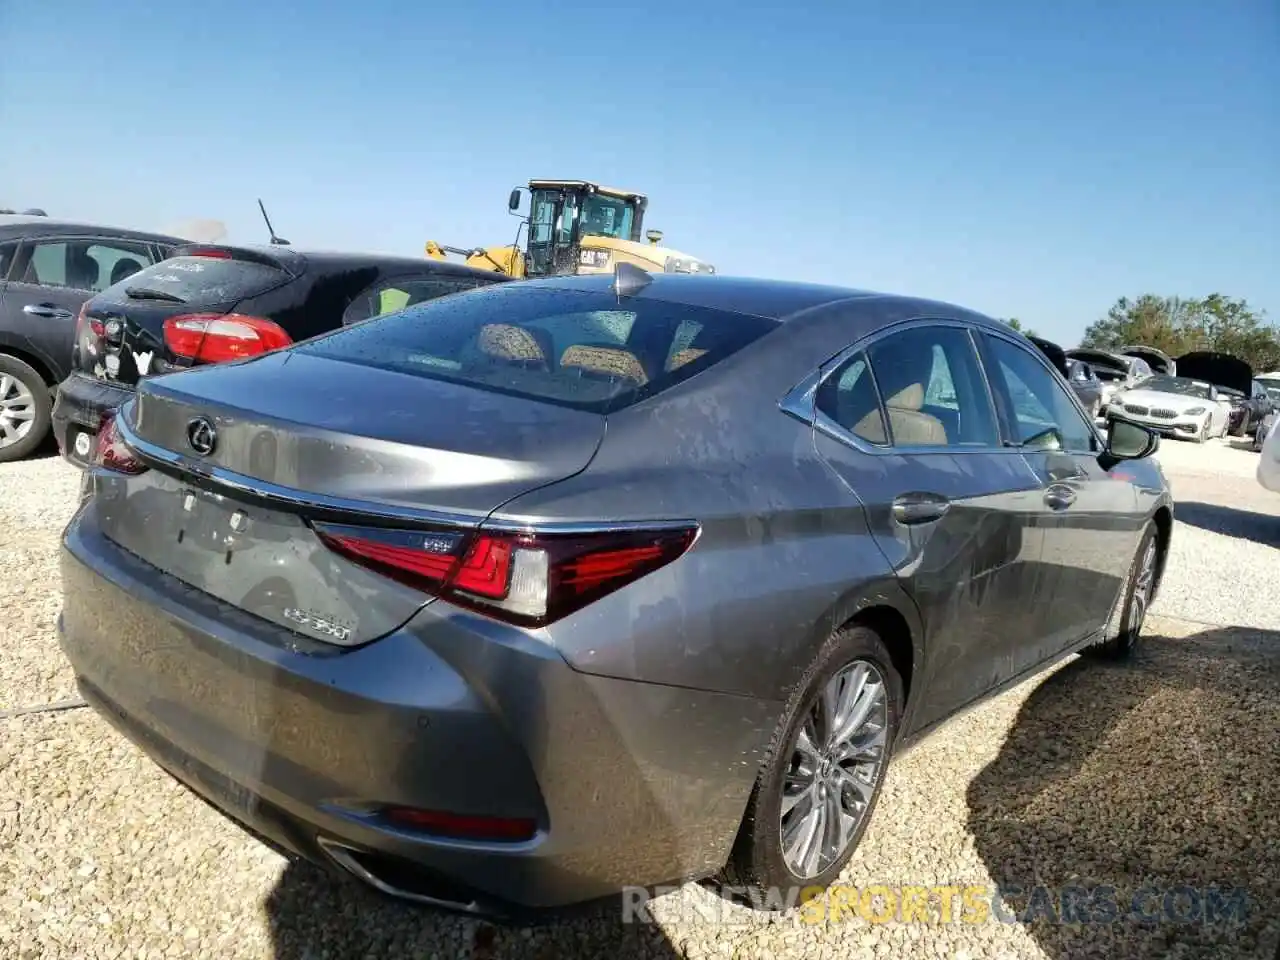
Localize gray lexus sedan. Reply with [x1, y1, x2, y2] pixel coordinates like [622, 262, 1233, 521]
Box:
[58, 269, 1173, 916]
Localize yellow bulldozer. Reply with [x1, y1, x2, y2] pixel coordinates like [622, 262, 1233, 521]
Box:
[425, 179, 716, 280]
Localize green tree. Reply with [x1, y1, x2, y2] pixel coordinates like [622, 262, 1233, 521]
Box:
[1003, 317, 1039, 338]
[1081, 294, 1279, 371]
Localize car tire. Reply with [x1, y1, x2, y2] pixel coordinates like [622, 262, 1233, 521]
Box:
[0, 354, 52, 463]
[723, 624, 903, 906]
[1088, 522, 1158, 661]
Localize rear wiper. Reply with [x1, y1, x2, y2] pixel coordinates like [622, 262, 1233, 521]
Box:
[124, 286, 187, 304]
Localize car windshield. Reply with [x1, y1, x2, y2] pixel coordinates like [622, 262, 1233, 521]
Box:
[297, 283, 778, 413]
[1136, 375, 1213, 399]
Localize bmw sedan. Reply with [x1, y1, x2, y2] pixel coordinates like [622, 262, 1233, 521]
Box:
[59, 271, 1172, 916]
[1108, 374, 1231, 442]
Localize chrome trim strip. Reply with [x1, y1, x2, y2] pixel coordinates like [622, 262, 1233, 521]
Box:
[316, 838, 483, 914]
[116, 410, 486, 528]
[117, 407, 701, 536]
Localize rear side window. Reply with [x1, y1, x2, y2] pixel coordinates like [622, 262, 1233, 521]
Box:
[816, 353, 887, 444]
[343, 277, 484, 325]
[108, 256, 289, 305]
[300, 284, 778, 412]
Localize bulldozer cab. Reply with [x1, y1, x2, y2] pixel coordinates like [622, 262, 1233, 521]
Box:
[519, 181, 648, 278]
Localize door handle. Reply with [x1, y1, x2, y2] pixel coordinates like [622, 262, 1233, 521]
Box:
[22, 303, 74, 320]
[1044, 484, 1077, 510]
[892, 492, 951, 525]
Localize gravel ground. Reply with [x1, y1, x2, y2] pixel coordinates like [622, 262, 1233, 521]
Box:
[1, 436, 1277, 960]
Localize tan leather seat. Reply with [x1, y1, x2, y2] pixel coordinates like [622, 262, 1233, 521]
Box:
[560, 345, 648, 385]
[666, 347, 708, 372]
[855, 382, 947, 446]
[477, 324, 549, 369]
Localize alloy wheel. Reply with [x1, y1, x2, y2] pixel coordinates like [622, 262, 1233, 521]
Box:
[0, 374, 36, 449]
[779, 660, 888, 879]
[1128, 538, 1157, 636]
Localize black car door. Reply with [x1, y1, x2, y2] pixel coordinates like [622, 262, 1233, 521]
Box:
[806, 320, 1051, 729]
[3, 236, 159, 381]
[978, 329, 1143, 668]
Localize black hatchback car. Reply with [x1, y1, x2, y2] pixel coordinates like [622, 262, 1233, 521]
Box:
[53, 243, 507, 468]
[0, 215, 184, 461]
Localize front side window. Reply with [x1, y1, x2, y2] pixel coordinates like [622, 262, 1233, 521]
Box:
[864, 325, 998, 447]
[984, 335, 1096, 451]
[21, 239, 157, 292]
[301, 284, 778, 413]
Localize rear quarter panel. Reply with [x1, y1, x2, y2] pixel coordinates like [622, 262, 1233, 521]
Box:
[489, 325, 917, 704]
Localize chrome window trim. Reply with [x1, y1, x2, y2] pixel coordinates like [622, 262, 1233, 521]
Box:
[779, 317, 1012, 457]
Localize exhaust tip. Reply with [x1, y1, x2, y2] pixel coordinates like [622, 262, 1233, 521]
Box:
[316, 837, 484, 914]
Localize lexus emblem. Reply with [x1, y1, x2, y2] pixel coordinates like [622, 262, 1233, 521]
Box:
[186, 417, 217, 456]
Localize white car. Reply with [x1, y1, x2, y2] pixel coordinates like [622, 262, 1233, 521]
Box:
[1109, 375, 1231, 443]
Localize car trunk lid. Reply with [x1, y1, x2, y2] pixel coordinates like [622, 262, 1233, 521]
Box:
[1173, 351, 1253, 395]
[98, 352, 605, 645]
[75, 247, 296, 386]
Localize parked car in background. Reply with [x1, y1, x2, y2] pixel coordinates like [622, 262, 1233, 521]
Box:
[1121, 345, 1175, 377]
[1066, 348, 1152, 415]
[52, 243, 507, 470]
[60, 272, 1172, 915]
[0, 215, 183, 461]
[1255, 408, 1278, 454]
[1065, 358, 1104, 419]
[1108, 374, 1231, 442]
[1217, 381, 1274, 437]
[1171, 351, 1263, 438]
[1257, 411, 1280, 491]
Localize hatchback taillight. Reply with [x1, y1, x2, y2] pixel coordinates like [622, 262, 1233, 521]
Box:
[92, 414, 148, 475]
[163, 313, 292, 364]
[313, 522, 698, 627]
[75, 304, 105, 361]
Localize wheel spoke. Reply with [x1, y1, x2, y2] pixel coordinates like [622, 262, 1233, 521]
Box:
[781, 779, 817, 817]
[0, 375, 13, 400]
[832, 677, 882, 747]
[833, 764, 875, 808]
[783, 792, 826, 877]
[833, 722, 886, 765]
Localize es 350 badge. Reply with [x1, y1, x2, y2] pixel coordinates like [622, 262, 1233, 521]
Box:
[281, 607, 352, 642]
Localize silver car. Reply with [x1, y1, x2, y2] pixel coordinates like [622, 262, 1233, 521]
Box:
[59, 272, 1172, 916]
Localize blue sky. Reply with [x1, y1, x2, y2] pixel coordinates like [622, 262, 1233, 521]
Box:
[2, 0, 1276, 345]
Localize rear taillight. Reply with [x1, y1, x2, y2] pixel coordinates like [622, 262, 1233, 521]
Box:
[183, 247, 232, 259]
[381, 806, 536, 842]
[314, 522, 698, 627]
[163, 313, 292, 364]
[75, 304, 105, 361]
[92, 414, 148, 475]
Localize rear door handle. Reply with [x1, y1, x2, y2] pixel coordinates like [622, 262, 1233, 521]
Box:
[892, 492, 951, 525]
[23, 303, 74, 320]
[1044, 483, 1077, 510]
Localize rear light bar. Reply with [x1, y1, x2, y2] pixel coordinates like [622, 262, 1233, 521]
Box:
[163, 313, 292, 364]
[314, 521, 698, 628]
[381, 806, 536, 842]
[91, 414, 148, 475]
[183, 247, 232, 259]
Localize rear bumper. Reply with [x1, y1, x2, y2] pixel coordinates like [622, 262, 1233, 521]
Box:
[52, 373, 134, 468]
[58, 502, 765, 914]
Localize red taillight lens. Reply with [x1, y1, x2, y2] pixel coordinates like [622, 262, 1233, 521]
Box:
[76, 303, 105, 339]
[382, 806, 536, 842]
[182, 247, 233, 259]
[313, 522, 698, 627]
[163, 313, 292, 363]
[92, 414, 148, 475]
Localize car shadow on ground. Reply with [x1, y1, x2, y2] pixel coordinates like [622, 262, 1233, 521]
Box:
[263, 857, 682, 960]
[1173, 501, 1280, 547]
[966, 625, 1280, 959]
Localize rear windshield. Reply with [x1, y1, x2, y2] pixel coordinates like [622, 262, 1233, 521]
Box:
[103, 255, 289, 306]
[297, 284, 779, 412]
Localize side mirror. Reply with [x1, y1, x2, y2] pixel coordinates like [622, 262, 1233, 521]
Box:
[1103, 417, 1158, 466]
[507, 188, 524, 213]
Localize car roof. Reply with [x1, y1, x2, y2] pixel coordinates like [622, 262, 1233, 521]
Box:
[0, 214, 183, 244]
[173, 242, 508, 281]
[526, 272, 1010, 334]
[529, 272, 893, 321]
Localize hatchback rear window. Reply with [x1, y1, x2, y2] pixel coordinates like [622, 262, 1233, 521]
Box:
[104, 256, 289, 306]
[298, 284, 779, 412]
